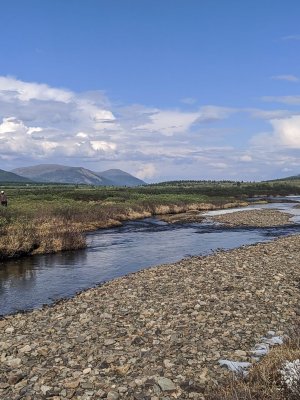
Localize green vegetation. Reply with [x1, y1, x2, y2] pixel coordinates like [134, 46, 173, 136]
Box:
[0, 179, 299, 260]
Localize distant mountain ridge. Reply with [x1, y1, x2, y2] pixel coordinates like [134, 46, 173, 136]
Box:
[11, 164, 146, 186]
[0, 169, 32, 183]
[95, 169, 145, 186]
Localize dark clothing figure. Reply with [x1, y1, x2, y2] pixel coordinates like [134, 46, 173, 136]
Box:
[0, 192, 7, 207]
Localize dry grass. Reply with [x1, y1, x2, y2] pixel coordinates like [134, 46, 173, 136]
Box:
[0, 217, 86, 259]
[207, 324, 300, 400]
[0, 199, 248, 260]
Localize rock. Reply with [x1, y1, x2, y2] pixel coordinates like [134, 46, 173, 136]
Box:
[107, 391, 120, 399]
[234, 350, 247, 357]
[64, 379, 80, 389]
[8, 373, 25, 385]
[96, 389, 107, 398]
[104, 339, 116, 346]
[19, 344, 32, 353]
[156, 377, 176, 392]
[6, 357, 22, 368]
[41, 385, 52, 395]
[1, 234, 300, 399]
[0, 320, 7, 328]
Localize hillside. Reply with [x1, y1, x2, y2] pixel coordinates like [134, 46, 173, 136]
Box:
[96, 169, 145, 186]
[0, 169, 32, 183]
[13, 165, 112, 186]
[12, 164, 146, 186]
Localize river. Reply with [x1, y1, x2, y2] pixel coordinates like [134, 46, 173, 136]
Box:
[0, 197, 300, 316]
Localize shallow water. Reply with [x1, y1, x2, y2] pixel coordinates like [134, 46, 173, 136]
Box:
[0, 197, 299, 316]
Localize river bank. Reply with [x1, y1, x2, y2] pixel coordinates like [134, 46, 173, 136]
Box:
[1, 234, 299, 399]
[0, 200, 249, 261]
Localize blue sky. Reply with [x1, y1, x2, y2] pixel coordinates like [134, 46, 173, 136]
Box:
[0, 0, 300, 181]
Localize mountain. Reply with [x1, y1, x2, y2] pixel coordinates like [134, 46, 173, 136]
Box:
[0, 169, 32, 183]
[12, 164, 146, 186]
[12, 164, 113, 186]
[95, 169, 146, 186]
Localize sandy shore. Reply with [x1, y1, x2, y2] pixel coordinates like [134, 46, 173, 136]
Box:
[210, 209, 293, 227]
[1, 233, 299, 399]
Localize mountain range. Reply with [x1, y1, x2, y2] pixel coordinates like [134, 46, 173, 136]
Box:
[0, 169, 32, 183]
[0, 164, 146, 186]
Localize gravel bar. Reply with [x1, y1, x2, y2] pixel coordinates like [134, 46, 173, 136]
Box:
[1, 235, 300, 399]
[211, 209, 293, 227]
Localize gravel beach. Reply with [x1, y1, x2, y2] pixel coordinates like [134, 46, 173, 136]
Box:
[1, 232, 299, 399]
[211, 209, 293, 227]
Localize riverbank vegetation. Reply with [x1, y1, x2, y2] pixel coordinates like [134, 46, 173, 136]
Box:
[208, 324, 300, 400]
[0, 179, 300, 259]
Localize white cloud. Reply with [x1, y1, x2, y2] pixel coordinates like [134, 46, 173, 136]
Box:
[90, 141, 116, 152]
[239, 155, 252, 162]
[135, 109, 201, 136]
[270, 115, 300, 148]
[208, 162, 228, 170]
[135, 106, 234, 136]
[0, 76, 73, 102]
[2, 76, 299, 182]
[271, 75, 299, 82]
[136, 163, 157, 179]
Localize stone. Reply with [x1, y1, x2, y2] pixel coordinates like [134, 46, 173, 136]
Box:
[104, 339, 116, 346]
[234, 350, 247, 357]
[64, 379, 80, 389]
[19, 344, 32, 353]
[6, 357, 22, 368]
[41, 385, 52, 395]
[107, 391, 120, 400]
[156, 377, 176, 392]
[8, 373, 25, 385]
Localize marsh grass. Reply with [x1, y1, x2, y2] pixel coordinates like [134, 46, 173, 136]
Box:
[0, 180, 299, 259]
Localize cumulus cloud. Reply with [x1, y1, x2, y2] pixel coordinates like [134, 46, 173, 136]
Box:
[2, 76, 299, 181]
[0, 76, 119, 163]
[0, 76, 73, 102]
[270, 115, 300, 148]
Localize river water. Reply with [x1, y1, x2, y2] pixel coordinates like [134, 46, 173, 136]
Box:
[1, 197, 300, 316]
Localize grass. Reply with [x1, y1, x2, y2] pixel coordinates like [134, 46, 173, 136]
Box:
[207, 324, 300, 400]
[0, 180, 300, 259]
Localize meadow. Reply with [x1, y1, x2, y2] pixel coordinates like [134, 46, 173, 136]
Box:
[0, 179, 300, 260]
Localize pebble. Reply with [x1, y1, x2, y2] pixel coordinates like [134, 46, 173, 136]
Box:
[211, 209, 293, 227]
[0, 234, 299, 399]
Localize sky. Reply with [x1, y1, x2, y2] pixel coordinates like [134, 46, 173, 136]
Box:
[0, 0, 300, 182]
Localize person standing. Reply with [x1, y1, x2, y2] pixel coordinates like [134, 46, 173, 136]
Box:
[0, 191, 7, 207]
